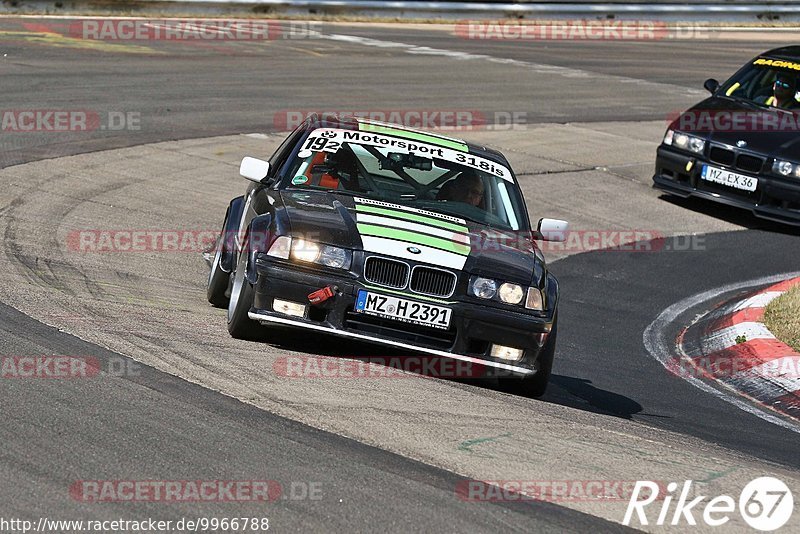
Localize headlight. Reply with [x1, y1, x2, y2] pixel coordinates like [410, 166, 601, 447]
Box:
[268, 236, 351, 269]
[317, 245, 350, 269]
[525, 288, 544, 311]
[469, 276, 543, 310]
[292, 239, 351, 269]
[498, 283, 524, 304]
[471, 277, 497, 299]
[772, 159, 800, 178]
[291, 238, 321, 263]
[669, 130, 705, 154]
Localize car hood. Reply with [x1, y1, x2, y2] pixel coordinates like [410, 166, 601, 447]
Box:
[280, 190, 542, 285]
[675, 97, 800, 158]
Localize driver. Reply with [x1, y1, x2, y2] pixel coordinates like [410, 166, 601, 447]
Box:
[317, 148, 361, 190]
[766, 72, 800, 109]
[437, 171, 485, 207]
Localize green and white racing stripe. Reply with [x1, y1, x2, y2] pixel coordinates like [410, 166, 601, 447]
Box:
[354, 197, 471, 270]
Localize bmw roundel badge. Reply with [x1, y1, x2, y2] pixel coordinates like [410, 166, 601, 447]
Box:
[407, 247, 421, 254]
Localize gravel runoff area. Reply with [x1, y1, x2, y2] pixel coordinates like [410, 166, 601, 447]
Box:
[764, 284, 800, 352]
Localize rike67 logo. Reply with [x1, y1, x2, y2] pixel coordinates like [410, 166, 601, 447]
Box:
[624, 477, 794, 531]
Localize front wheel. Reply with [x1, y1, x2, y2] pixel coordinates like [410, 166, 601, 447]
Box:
[499, 316, 557, 398]
[226, 251, 262, 340]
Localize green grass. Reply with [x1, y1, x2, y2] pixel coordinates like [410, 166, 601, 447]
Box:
[764, 284, 800, 352]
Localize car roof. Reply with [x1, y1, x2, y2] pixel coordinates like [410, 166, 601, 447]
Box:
[305, 113, 510, 165]
[761, 46, 800, 60]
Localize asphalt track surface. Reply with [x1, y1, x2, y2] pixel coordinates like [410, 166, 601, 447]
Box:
[2, 17, 800, 531]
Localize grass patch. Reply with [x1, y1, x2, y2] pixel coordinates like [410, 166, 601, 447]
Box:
[763, 284, 800, 352]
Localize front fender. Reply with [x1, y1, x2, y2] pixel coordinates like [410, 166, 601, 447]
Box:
[246, 213, 274, 285]
[220, 196, 245, 272]
[544, 271, 559, 324]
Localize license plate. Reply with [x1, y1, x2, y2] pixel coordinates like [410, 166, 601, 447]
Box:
[355, 290, 452, 330]
[700, 165, 758, 192]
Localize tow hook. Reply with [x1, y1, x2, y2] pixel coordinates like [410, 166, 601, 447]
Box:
[308, 285, 337, 304]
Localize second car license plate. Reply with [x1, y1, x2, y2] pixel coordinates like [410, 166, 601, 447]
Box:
[700, 165, 758, 192]
[355, 290, 451, 330]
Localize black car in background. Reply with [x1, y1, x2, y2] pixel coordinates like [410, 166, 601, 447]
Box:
[653, 46, 800, 226]
[207, 115, 568, 396]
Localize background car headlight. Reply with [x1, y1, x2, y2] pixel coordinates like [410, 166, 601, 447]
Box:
[471, 277, 497, 299]
[671, 131, 705, 154]
[663, 129, 675, 145]
[498, 282, 524, 304]
[772, 159, 800, 178]
[525, 288, 544, 310]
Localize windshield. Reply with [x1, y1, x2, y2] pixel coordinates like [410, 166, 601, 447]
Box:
[282, 126, 528, 230]
[719, 57, 800, 110]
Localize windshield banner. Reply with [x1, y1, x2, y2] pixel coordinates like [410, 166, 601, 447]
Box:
[301, 128, 513, 181]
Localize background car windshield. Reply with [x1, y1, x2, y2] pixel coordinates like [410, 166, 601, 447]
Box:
[720, 60, 800, 109]
[284, 135, 528, 230]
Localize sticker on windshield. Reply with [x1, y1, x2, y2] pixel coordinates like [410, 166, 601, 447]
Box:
[302, 128, 513, 181]
[753, 57, 800, 71]
[291, 175, 309, 185]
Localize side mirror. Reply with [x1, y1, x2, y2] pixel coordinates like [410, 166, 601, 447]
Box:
[703, 78, 720, 94]
[240, 157, 270, 183]
[537, 218, 569, 242]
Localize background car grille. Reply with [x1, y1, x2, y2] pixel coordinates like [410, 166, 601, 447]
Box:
[708, 144, 764, 174]
[709, 146, 735, 166]
[363, 257, 409, 289]
[410, 266, 457, 298]
[736, 154, 764, 173]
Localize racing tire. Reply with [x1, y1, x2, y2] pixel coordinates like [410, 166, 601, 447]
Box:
[226, 251, 262, 340]
[207, 217, 230, 308]
[499, 315, 557, 398]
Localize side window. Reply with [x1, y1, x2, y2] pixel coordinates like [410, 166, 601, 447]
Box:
[268, 123, 307, 176]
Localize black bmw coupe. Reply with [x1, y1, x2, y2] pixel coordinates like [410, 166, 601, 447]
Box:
[653, 46, 800, 226]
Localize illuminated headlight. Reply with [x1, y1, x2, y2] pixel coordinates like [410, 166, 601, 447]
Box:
[291, 238, 321, 262]
[471, 277, 497, 299]
[525, 288, 544, 311]
[498, 283, 524, 304]
[268, 236, 351, 269]
[291, 238, 351, 269]
[772, 159, 800, 178]
[671, 131, 705, 154]
[663, 129, 675, 145]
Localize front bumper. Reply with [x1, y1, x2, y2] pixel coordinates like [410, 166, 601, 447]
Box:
[249, 257, 555, 376]
[652, 145, 800, 226]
